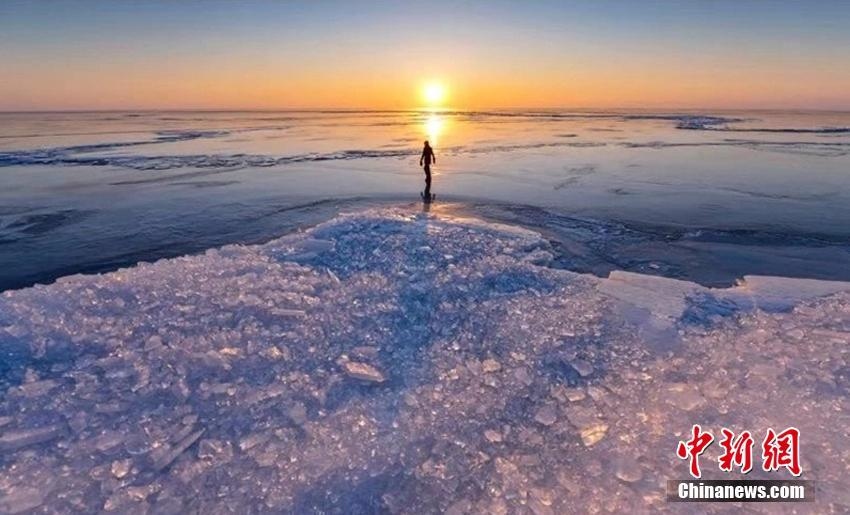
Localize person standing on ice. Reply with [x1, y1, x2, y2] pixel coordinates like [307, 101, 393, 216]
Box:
[420, 140, 436, 200]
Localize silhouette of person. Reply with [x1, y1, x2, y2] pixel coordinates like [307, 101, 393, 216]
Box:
[420, 140, 436, 199]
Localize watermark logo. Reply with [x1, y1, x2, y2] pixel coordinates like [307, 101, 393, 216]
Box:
[676, 425, 801, 478]
[675, 424, 714, 478]
[718, 428, 753, 473]
[762, 427, 801, 476]
[668, 480, 814, 503]
[670, 425, 811, 503]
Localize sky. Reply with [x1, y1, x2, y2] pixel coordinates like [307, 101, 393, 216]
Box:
[1, 0, 849, 111]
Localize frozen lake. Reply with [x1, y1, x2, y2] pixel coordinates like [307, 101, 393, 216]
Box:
[1, 109, 849, 291]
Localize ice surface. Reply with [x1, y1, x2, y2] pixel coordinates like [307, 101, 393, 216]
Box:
[599, 271, 850, 329]
[1, 207, 849, 513]
[4, 110, 850, 295]
[2, 112, 847, 171]
[0, 141, 605, 171]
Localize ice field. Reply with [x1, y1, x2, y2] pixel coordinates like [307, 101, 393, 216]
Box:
[1, 207, 849, 513]
[2, 109, 850, 292]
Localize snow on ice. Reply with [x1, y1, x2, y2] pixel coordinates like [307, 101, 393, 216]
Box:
[1, 207, 849, 513]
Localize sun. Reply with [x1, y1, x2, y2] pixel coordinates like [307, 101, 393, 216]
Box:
[422, 82, 447, 106]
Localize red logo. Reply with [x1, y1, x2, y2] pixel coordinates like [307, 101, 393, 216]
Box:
[718, 428, 754, 474]
[676, 425, 801, 478]
[762, 427, 802, 476]
[676, 424, 714, 478]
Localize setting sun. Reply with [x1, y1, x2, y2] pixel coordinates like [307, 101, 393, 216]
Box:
[422, 82, 447, 106]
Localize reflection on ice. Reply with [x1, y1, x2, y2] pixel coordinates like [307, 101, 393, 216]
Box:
[1, 208, 849, 512]
[424, 113, 445, 146]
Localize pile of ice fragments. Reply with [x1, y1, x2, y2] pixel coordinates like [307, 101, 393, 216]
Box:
[1, 207, 849, 513]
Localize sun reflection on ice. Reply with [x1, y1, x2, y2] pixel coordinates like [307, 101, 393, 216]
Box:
[424, 113, 444, 146]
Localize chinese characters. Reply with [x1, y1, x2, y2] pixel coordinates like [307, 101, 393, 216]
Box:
[676, 425, 801, 478]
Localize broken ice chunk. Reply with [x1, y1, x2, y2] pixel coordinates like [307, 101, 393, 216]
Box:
[613, 456, 643, 483]
[341, 361, 386, 383]
[534, 405, 558, 426]
[513, 367, 533, 385]
[0, 425, 62, 452]
[299, 238, 335, 253]
[270, 308, 306, 317]
[198, 439, 234, 464]
[565, 405, 608, 446]
[528, 488, 555, 515]
[484, 429, 503, 443]
[662, 383, 704, 411]
[92, 430, 125, 453]
[568, 359, 593, 378]
[579, 423, 608, 447]
[111, 459, 132, 479]
[239, 432, 270, 452]
[351, 346, 380, 359]
[287, 402, 308, 426]
[0, 487, 46, 514]
[564, 387, 586, 402]
[150, 428, 204, 471]
[123, 433, 153, 456]
[786, 328, 805, 340]
[482, 359, 502, 373]
[285, 238, 335, 261]
[8, 379, 58, 398]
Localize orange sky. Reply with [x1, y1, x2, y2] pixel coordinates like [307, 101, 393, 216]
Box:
[1, 1, 849, 111]
[5, 53, 846, 112]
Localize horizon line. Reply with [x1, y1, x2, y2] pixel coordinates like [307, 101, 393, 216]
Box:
[2, 106, 850, 114]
